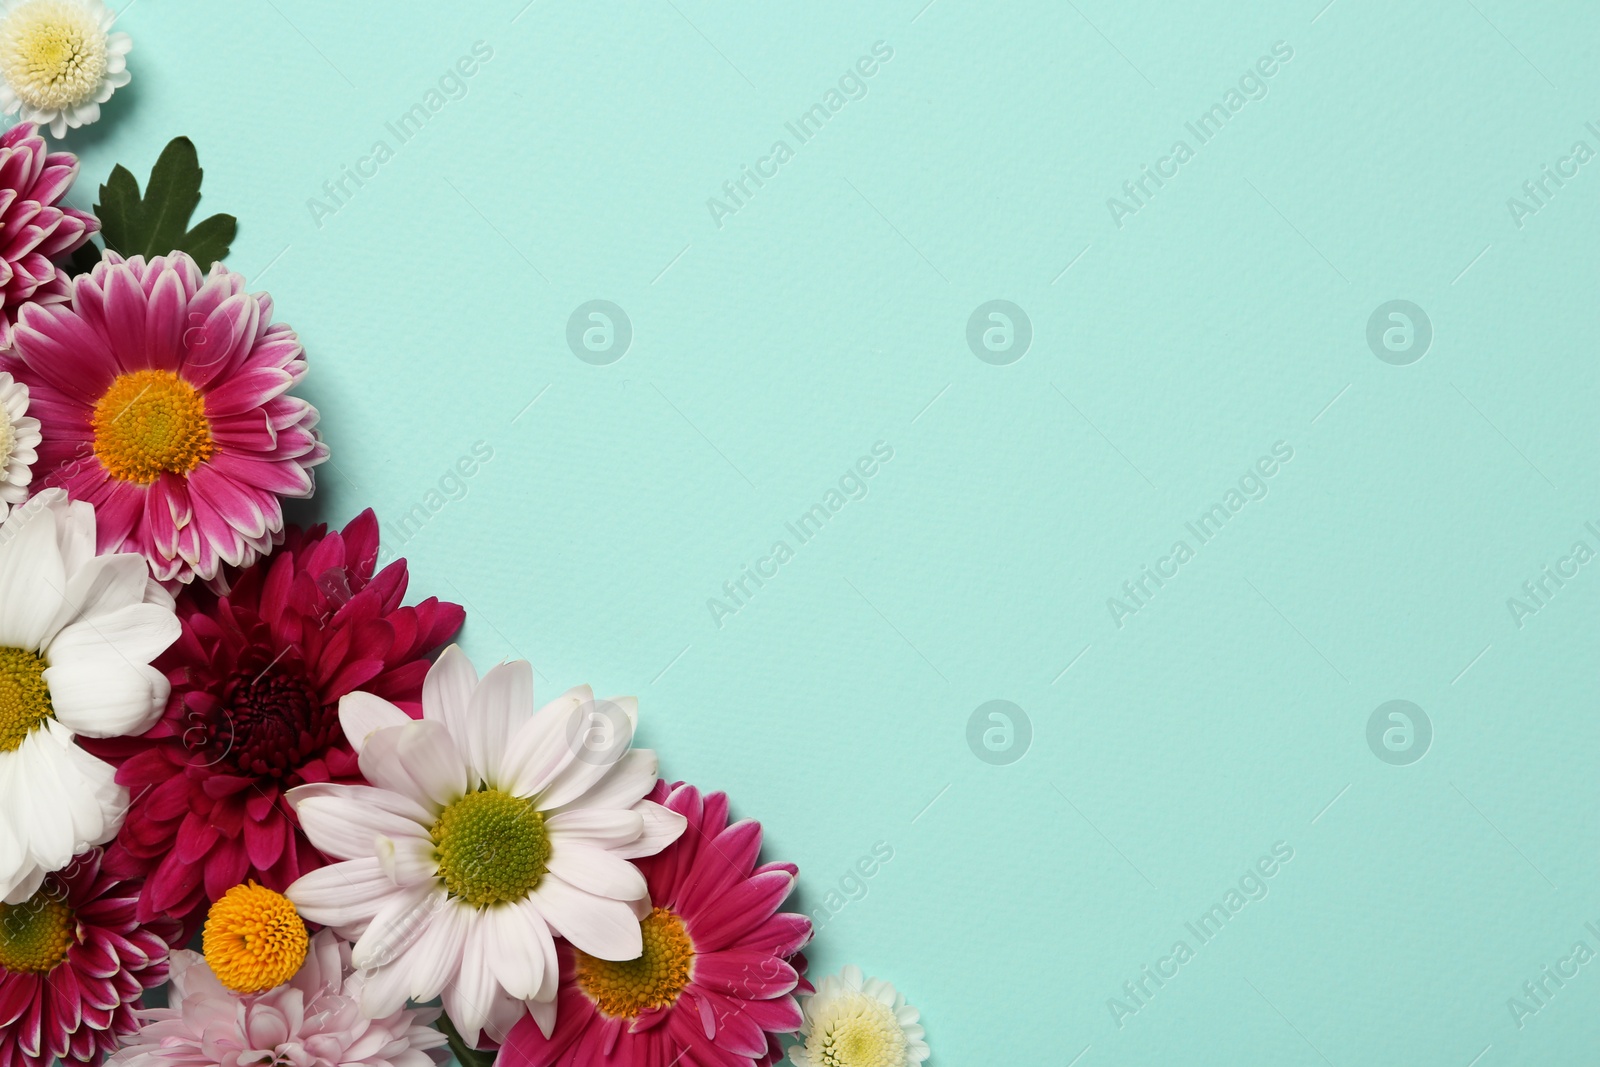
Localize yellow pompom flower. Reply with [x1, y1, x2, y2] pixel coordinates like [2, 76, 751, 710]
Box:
[202, 882, 309, 995]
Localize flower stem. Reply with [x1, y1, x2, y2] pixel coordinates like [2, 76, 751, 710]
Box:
[438, 1013, 497, 1067]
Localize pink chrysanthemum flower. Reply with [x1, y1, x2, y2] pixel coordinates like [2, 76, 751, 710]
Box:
[502, 781, 813, 1067]
[0, 849, 179, 1067]
[0, 121, 95, 348]
[3, 250, 329, 584]
[81, 511, 464, 930]
[107, 928, 449, 1067]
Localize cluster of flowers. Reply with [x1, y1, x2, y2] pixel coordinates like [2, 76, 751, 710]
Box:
[0, 3, 932, 1067]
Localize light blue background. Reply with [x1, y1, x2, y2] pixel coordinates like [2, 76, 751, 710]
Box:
[63, 1, 1600, 1063]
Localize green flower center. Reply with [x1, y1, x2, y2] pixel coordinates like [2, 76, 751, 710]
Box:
[431, 788, 550, 907]
[0, 645, 52, 753]
[0, 889, 74, 975]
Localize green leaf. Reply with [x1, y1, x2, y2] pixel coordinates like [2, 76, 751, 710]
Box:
[66, 239, 102, 277]
[437, 1013, 497, 1067]
[94, 137, 236, 266]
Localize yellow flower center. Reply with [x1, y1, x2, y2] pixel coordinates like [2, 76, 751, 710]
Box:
[574, 907, 694, 1018]
[0, 0, 107, 111]
[202, 882, 308, 995]
[431, 788, 550, 907]
[92, 370, 215, 484]
[0, 645, 51, 753]
[0, 887, 74, 975]
[808, 993, 908, 1067]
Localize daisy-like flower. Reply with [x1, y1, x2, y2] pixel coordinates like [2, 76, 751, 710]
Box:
[107, 927, 449, 1067]
[0, 849, 180, 1067]
[81, 510, 463, 927]
[789, 967, 928, 1067]
[285, 645, 688, 1048]
[0, 372, 40, 518]
[0, 488, 179, 905]
[0, 121, 96, 346]
[0, 0, 129, 137]
[3, 251, 329, 585]
[502, 780, 813, 1067]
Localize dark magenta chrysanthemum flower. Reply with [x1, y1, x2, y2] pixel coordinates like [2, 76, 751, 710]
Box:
[501, 781, 812, 1067]
[80, 510, 463, 928]
[0, 121, 95, 348]
[0, 849, 179, 1067]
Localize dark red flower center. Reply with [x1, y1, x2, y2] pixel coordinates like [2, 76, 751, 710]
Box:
[207, 665, 336, 779]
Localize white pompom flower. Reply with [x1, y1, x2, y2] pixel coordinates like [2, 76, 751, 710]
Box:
[0, 0, 130, 137]
[790, 966, 930, 1067]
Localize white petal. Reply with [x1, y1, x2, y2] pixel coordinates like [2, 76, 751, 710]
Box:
[48, 602, 181, 673]
[528, 873, 642, 960]
[545, 808, 644, 849]
[287, 782, 433, 827]
[533, 696, 636, 810]
[0, 725, 124, 900]
[611, 800, 688, 860]
[286, 857, 402, 931]
[547, 748, 657, 816]
[402, 896, 470, 1001]
[60, 552, 148, 621]
[444, 917, 501, 1045]
[352, 883, 444, 971]
[0, 503, 66, 649]
[376, 833, 440, 885]
[523, 996, 558, 1039]
[339, 691, 412, 755]
[294, 794, 427, 862]
[499, 690, 583, 798]
[359, 953, 417, 1019]
[482, 899, 548, 1001]
[358, 720, 466, 811]
[44, 659, 168, 738]
[469, 659, 532, 788]
[545, 843, 646, 901]
[423, 644, 477, 747]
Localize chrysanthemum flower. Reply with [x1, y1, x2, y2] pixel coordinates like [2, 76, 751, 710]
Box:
[0, 0, 129, 137]
[0, 372, 39, 518]
[502, 781, 813, 1067]
[200, 881, 308, 995]
[0, 121, 95, 346]
[0, 849, 180, 1067]
[107, 928, 448, 1067]
[0, 488, 179, 906]
[3, 251, 329, 585]
[285, 646, 688, 1048]
[788, 967, 928, 1067]
[80, 511, 464, 927]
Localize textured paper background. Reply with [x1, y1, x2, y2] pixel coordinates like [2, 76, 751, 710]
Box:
[64, 1, 1600, 1062]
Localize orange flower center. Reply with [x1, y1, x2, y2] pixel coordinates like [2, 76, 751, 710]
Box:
[92, 369, 215, 483]
[574, 907, 694, 1018]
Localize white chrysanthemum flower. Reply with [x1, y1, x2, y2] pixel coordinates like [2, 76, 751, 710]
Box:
[790, 966, 930, 1067]
[285, 645, 688, 1048]
[0, 0, 130, 137]
[0, 487, 180, 904]
[0, 371, 40, 518]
